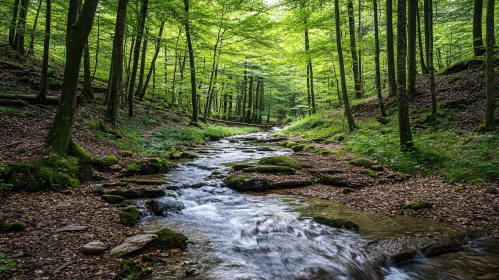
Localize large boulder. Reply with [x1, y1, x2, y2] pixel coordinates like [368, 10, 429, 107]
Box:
[147, 228, 189, 250]
[146, 198, 185, 216]
[110, 234, 158, 256]
[224, 175, 271, 192]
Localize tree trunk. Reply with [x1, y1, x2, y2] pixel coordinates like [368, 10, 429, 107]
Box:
[408, 0, 417, 98]
[45, 0, 99, 154]
[241, 68, 247, 119]
[425, 0, 437, 124]
[27, 0, 43, 56]
[246, 75, 253, 123]
[386, 0, 397, 97]
[38, 0, 51, 102]
[105, 0, 128, 126]
[358, 0, 363, 97]
[396, 0, 414, 151]
[484, 0, 496, 131]
[259, 79, 264, 124]
[304, 15, 316, 114]
[348, 0, 362, 99]
[184, 0, 198, 124]
[92, 10, 100, 80]
[335, 0, 356, 131]
[82, 42, 95, 100]
[373, 0, 386, 117]
[13, 0, 29, 55]
[473, 0, 485, 57]
[417, 1, 428, 74]
[9, 0, 21, 47]
[140, 20, 165, 100]
[127, 0, 148, 117]
[136, 28, 148, 98]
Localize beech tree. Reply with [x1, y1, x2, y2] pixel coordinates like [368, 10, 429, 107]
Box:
[484, 0, 496, 131]
[473, 0, 485, 57]
[386, 0, 397, 97]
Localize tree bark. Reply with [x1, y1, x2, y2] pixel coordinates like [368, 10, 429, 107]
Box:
[9, 0, 21, 47]
[335, 0, 356, 131]
[184, 0, 198, 124]
[397, 0, 414, 151]
[386, 0, 397, 97]
[303, 13, 316, 113]
[408, 0, 417, 97]
[373, 0, 386, 117]
[417, 1, 428, 74]
[38, 0, 51, 102]
[127, 0, 148, 117]
[45, 0, 99, 154]
[82, 42, 95, 100]
[473, 0, 486, 57]
[105, 0, 129, 126]
[246, 75, 254, 123]
[484, 0, 496, 131]
[12, 0, 29, 55]
[136, 28, 148, 98]
[92, 10, 100, 80]
[140, 20, 165, 100]
[347, 0, 362, 99]
[425, 0, 437, 124]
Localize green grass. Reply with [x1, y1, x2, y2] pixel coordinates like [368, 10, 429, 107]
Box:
[281, 112, 499, 184]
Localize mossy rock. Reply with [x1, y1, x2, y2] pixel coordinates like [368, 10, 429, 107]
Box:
[485, 187, 497, 194]
[371, 165, 384, 171]
[102, 194, 125, 204]
[91, 157, 109, 172]
[170, 151, 183, 159]
[181, 152, 198, 159]
[242, 166, 296, 175]
[348, 158, 376, 169]
[125, 160, 140, 175]
[281, 141, 296, 148]
[0, 219, 25, 233]
[258, 155, 312, 169]
[147, 228, 188, 250]
[68, 141, 92, 162]
[119, 150, 133, 157]
[313, 216, 359, 231]
[105, 155, 120, 165]
[388, 173, 410, 182]
[101, 182, 128, 188]
[121, 179, 166, 185]
[119, 207, 141, 227]
[4, 156, 79, 192]
[291, 144, 306, 152]
[233, 164, 254, 171]
[141, 254, 153, 262]
[403, 201, 431, 211]
[138, 159, 173, 175]
[362, 169, 377, 178]
[224, 175, 271, 192]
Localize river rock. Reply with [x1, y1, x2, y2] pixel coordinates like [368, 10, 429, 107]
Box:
[110, 234, 158, 256]
[146, 198, 185, 216]
[224, 175, 271, 192]
[81, 241, 107, 255]
[56, 225, 89, 232]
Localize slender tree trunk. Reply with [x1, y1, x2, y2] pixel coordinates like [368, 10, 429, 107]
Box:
[397, 0, 414, 151]
[335, 0, 356, 131]
[348, 0, 361, 99]
[140, 20, 165, 100]
[387, 0, 397, 97]
[27, 0, 43, 56]
[259, 79, 264, 124]
[473, 0, 486, 57]
[38, 0, 51, 102]
[241, 68, 247, 120]
[128, 0, 148, 117]
[206, 64, 219, 120]
[246, 75, 253, 123]
[425, 0, 437, 124]
[203, 41, 220, 122]
[46, 0, 99, 153]
[92, 10, 100, 80]
[136, 28, 148, 98]
[13, 0, 29, 55]
[484, 0, 496, 131]
[105, 0, 128, 126]
[82, 42, 95, 100]
[408, 0, 417, 98]
[184, 0, 198, 124]
[417, 1, 428, 74]
[358, 0, 363, 97]
[9, 0, 21, 47]
[304, 15, 316, 113]
[373, 0, 386, 117]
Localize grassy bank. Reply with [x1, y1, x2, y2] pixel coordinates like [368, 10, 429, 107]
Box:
[281, 112, 498, 184]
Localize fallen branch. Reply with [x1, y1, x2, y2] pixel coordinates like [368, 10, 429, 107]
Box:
[0, 141, 23, 149]
[0, 94, 59, 105]
[0, 98, 28, 106]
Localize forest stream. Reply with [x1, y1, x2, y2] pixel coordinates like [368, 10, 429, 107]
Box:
[137, 130, 498, 280]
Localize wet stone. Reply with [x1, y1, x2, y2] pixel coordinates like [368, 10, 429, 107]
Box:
[81, 241, 107, 255]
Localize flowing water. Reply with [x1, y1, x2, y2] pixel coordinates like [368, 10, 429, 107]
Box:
[139, 131, 498, 280]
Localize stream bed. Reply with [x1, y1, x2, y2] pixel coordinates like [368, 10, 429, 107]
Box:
[139, 131, 498, 280]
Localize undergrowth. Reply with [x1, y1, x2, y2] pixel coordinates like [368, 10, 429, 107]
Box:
[281, 113, 499, 184]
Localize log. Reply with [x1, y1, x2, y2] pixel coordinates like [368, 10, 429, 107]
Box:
[0, 94, 59, 105]
[0, 99, 29, 106]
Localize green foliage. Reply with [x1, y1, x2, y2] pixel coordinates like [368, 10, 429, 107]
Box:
[313, 216, 359, 231]
[125, 160, 140, 174]
[68, 141, 92, 162]
[0, 105, 37, 117]
[0, 252, 16, 279]
[242, 166, 296, 175]
[258, 155, 312, 169]
[486, 187, 498, 194]
[148, 228, 188, 250]
[119, 150, 133, 157]
[0, 219, 25, 233]
[119, 207, 141, 227]
[402, 202, 432, 211]
[101, 194, 125, 204]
